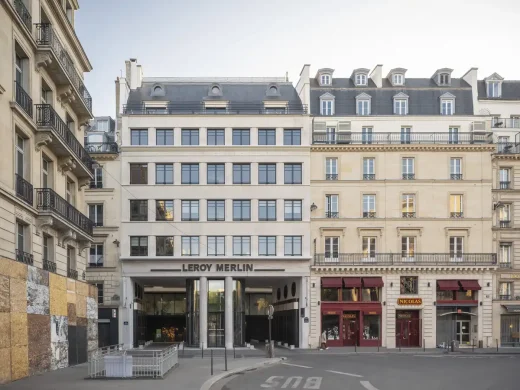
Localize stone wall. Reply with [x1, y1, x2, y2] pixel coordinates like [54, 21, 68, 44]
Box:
[0, 257, 98, 384]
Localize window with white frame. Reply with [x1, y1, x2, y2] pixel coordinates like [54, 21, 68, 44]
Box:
[15, 134, 26, 179]
[97, 120, 109, 132]
[89, 244, 104, 267]
[321, 99, 334, 115]
[402, 158, 415, 179]
[357, 98, 371, 115]
[402, 194, 415, 217]
[401, 237, 416, 260]
[449, 194, 463, 217]
[355, 73, 367, 86]
[499, 243, 511, 267]
[450, 158, 462, 179]
[362, 127, 373, 144]
[449, 236, 464, 260]
[499, 168, 511, 189]
[326, 158, 338, 180]
[16, 221, 26, 253]
[487, 81, 501, 98]
[401, 127, 411, 143]
[499, 281, 512, 299]
[438, 73, 450, 85]
[363, 157, 375, 179]
[363, 194, 376, 218]
[499, 204, 511, 223]
[393, 74, 404, 85]
[448, 127, 459, 144]
[325, 194, 339, 218]
[88, 204, 104, 227]
[441, 98, 454, 115]
[325, 237, 339, 261]
[394, 99, 408, 115]
[320, 74, 331, 85]
[326, 127, 336, 144]
[362, 237, 376, 260]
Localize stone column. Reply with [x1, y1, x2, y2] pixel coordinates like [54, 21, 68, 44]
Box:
[225, 276, 234, 349]
[199, 277, 208, 349]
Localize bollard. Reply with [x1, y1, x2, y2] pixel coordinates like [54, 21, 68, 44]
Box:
[497, 339, 499, 352]
[354, 343, 357, 353]
[210, 349, 213, 375]
[472, 340, 475, 353]
[233, 345, 236, 359]
[183, 341, 185, 357]
[225, 346, 228, 371]
[202, 342, 204, 359]
[423, 339, 425, 353]
[399, 336, 401, 352]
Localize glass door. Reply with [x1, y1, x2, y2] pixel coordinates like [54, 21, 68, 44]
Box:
[456, 320, 470, 345]
[342, 312, 358, 346]
[208, 280, 225, 347]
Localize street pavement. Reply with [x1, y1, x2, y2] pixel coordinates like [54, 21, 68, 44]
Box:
[212, 351, 520, 390]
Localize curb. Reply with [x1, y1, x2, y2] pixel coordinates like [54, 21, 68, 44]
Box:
[200, 357, 285, 390]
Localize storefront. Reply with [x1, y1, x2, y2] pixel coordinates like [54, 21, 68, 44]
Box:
[395, 309, 421, 347]
[320, 277, 383, 347]
[500, 305, 520, 347]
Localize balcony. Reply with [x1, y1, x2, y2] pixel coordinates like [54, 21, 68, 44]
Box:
[363, 212, 376, 219]
[363, 174, 376, 180]
[498, 295, 513, 300]
[35, 24, 92, 117]
[13, 0, 32, 31]
[123, 102, 307, 115]
[43, 259, 57, 273]
[499, 262, 512, 269]
[450, 174, 463, 180]
[312, 132, 493, 145]
[500, 181, 511, 190]
[450, 212, 464, 218]
[402, 174, 415, 180]
[15, 174, 33, 206]
[313, 253, 497, 266]
[36, 104, 94, 179]
[14, 81, 33, 119]
[326, 174, 338, 181]
[85, 142, 119, 154]
[67, 268, 78, 280]
[402, 212, 416, 218]
[492, 118, 520, 129]
[326, 212, 339, 219]
[499, 220, 511, 228]
[36, 188, 93, 240]
[15, 249, 33, 265]
[496, 143, 520, 154]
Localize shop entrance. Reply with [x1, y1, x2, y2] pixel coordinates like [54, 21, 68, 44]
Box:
[342, 312, 359, 346]
[456, 320, 470, 344]
[396, 310, 421, 347]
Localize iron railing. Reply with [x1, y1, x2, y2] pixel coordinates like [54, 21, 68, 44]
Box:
[451, 212, 464, 218]
[325, 212, 339, 218]
[499, 262, 512, 269]
[363, 211, 376, 218]
[402, 212, 416, 218]
[498, 295, 513, 300]
[43, 259, 57, 273]
[450, 174, 463, 180]
[15, 249, 33, 265]
[312, 132, 494, 145]
[326, 174, 338, 180]
[90, 181, 103, 189]
[34, 23, 92, 113]
[36, 188, 93, 236]
[123, 102, 307, 115]
[492, 119, 520, 128]
[36, 104, 94, 172]
[363, 174, 376, 180]
[500, 181, 511, 189]
[14, 81, 33, 118]
[402, 174, 415, 180]
[88, 257, 104, 267]
[15, 174, 33, 206]
[499, 221, 511, 228]
[85, 142, 119, 154]
[496, 143, 520, 154]
[13, 0, 32, 31]
[313, 253, 497, 266]
[68, 268, 78, 280]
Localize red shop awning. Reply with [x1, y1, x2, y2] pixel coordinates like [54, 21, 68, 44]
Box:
[343, 277, 362, 288]
[437, 280, 460, 290]
[459, 280, 481, 291]
[321, 277, 342, 288]
[362, 277, 384, 288]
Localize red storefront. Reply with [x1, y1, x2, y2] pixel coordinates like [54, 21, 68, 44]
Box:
[320, 276, 383, 347]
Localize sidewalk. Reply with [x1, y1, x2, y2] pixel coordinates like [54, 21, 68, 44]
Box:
[274, 345, 520, 355]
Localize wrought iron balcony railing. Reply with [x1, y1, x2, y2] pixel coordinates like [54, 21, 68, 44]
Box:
[402, 212, 416, 218]
[326, 174, 338, 180]
[13, 0, 32, 31]
[312, 132, 493, 145]
[15, 249, 33, 265]
[313, 253, 497, 266]
[35, 24, 92, 113]
[14, 81, 33, 118]
[496, 143, 520, 154]
[363, 211, 376, 218]
[499, 262, 512, 269]
[498, 295, 513, 300]
[402, 173, 415, 180]
[500, 181, 511, 189]
[36, 104, 94, 173]
[326, 211, 339, 219]
[363, 174, 376, 180]
[88, 257, 104, 267]
[123, 102, 307, 115]
[68, 268, 78, 280]
[90, 181, 103, 189]
[450, 174, 463, 180]
[43, 259, 57, 273]
[15, 174, 33, 206]
[499, 220, 511, 228]
[85, 142, 119, 154]
[450, 212, 464, 218]
[36, 188, 93, 236]
[492, 119, 520, 129]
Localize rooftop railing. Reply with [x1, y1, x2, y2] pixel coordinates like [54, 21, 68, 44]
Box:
[313, 132, 494, 145]
[123, 102, 308, 115]
[314, 253, 497, 266]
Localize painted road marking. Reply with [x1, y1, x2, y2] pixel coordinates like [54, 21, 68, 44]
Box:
[282, 363, 313, 369]
[325, 370, 364, 378]
[360, 381, 379, 390]
[260, 376, 323, 389]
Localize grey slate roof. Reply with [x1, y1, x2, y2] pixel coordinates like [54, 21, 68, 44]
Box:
[477, 81, 520, 100]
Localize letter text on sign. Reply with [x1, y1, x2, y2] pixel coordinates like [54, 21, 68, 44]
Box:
[304, 377, 322, 389]
[397, 298, 422, 305]
[282, 377, 302, 389]
[261, 376, 284, 388]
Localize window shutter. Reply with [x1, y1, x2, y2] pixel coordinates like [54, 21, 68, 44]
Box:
[338, 121, 351, 131]
[313, 121, 326, 132]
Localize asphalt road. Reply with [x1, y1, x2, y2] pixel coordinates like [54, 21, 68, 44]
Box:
[212, 352, 520, 390]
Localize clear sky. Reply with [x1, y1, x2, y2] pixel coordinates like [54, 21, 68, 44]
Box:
[75, 0, 520, 117]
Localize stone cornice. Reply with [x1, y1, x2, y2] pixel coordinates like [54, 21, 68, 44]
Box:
[88, 153, 119, 161]
[493, 154, 520, 160]
[312, 266, 497, 274]
[311, 144, 496, 152]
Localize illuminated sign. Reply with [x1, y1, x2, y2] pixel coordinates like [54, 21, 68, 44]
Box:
[343, 313, 357, 319]
[397, 298, 423, 305]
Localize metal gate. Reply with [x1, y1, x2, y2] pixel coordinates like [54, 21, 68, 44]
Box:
[68, 326, 88, 366]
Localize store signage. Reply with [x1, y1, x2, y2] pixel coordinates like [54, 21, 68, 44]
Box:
[510, 274, 520, 279]
[343, 313, 357, 319]
[181, 263, 254, 272]
[397, 298, 422, 305]
[325, 311, 338, 315]
[397, 313, 412, 319]
[367, 311, 377, 315]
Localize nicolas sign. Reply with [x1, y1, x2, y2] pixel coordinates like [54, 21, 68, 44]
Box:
[181, 263, 254, 272]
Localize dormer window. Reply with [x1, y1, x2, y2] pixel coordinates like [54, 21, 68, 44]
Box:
[356, 93, 371, 115]
[269, 86, 278, 94]
[211, 86, 221, 94]
[355, 73, 368, 86]
[154, 86, 162, 93]
[440, 93, 456, 115]
[208, 83, 223, 97]
[439, 73, 450, 85]
[151, 84, 165, 97]
[393, 74, 404, 85]
[321, 74, 331, 85]
[316, 68, 335, 86]
[487, 81, 501, 98]
[393, 93, 409, 115]
[319, 93, 335, 116]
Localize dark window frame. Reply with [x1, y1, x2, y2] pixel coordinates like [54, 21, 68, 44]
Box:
[155, 200, 174, 221]
[233, 163, 251, 184]
[181, 200, 199, 221]
[156, 129, 174, 145]
[284, 163, 303, 184]
[207, 200, 225, 221]
[181, 129, 200, 145]
[284, 236, 302, 256]
[130, 199, 148, 221]
[155, 163, 174, 184]
[181, 236, 200, 256]
[258, 129, 276, 145]
[156, 236, 174, 256]
[207, 163, 225, 184]
[259, 163, 277, 184]
[259, 199, 276, 221]
[131, 129, 148, 145]
[130, 163, 148, 184]
[259, 236, 276, 256]
[181, 163, 200, 184]
[89, 243, 104, 267]
[232, 129, 250, 145]
[207, 129, 225, 146]
[130, 236, 148, 256]
[233, 236, 251, 256]
[400, 276, 419, 294]
[207, 236, 226, 256]
[284, 129, 301, 146]
[233, 200, 251, 221]
[284, 199, 302, 221]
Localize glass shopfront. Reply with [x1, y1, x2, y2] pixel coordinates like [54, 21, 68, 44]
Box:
[208, 280, 225, 347]
[501, 313, 520, 346]
[186, 279, 200, 346]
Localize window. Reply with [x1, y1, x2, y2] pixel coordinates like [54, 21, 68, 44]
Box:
[207, 129, 225, 145]
[402, 194, 415, 218]
[207, 200, 225, 221]
[156, 164, 174, 184]
[394, 99, 408, 115]
[88, 204, 104, 226]
[67, 245, 76, 271]
[450, 195, 463, 218]
[326, 127, 336, 144]
[357, 99, 370, 115]
[499, 204, 511, 227]
[284, 200, 302, 221]
[259, 200, 276, 221]
[325, 237, 339, 261]
[362, 237, 376, 259]
[499, 282, 512, 300]
[259, 129, 276, 145]
[15, 53, 24, 86]
[400, 127, 411, 144]
[499, 243, 511, 267]
[16, 222, 25, 253]
[498, 136, 510, 152]
[66, 178, 75, 206]
[402, 158, 414, 179]
[156, 236, 174, 256]
[131, 129, 148, 145]
[363, 194, 376, 218]
[320, 74, 331, 85]
[130, 200, 148, 221]
[233, 236, 251, 256]
[363, 157, 375, 180]
[284, 163, 302, 184]
[91, 166, 102, 188]
[487, 81, 501, 98]
[284, 129, 301, 145]
[401, 237, 416, 260]
[499, 168, 511, 189]
[97, 120, 109, 132]
[355, 73, 367, 86]
[93, 283, 103, 305]
[181, 200, 199, 221]
[321, 99, 334, 115]
[130, 236, 148, 256]
[233, 164, 251, 184]
[326, 158, 338, 180]
[448, 127, 459, 144]
[233, 200, 251, 221]
[362, 127, 373, 144]
[233, 129, 250, 145]
[156, 129, 173, 145]
[441, 99, 454, 115]
[181, 129, 199, 145]
[259, 236, 276, 256]
[449, 236, 464, 260]
[400, 276, 418, 294]
[208, 236, 225, 256]
[439, 73, 450, 85]
[42, 157, 51, 188]
[181, 163, 199, 184]
[182, 236, 199, 256]
[450, 158, 462, 180]
[259, 164, 276, 184]
[284, 236, 302, 256]
[156, 200, 173, 221]
[207, 164, 225, 184]
[15, 134, 25, 178]
[43, 234, 52, 262]
[325, 194, 339, 218]
[393, 74, 404, 85]
[66, 114, 75, 134]
[130, 163, 148, 184]
[89, 244, 104, 267]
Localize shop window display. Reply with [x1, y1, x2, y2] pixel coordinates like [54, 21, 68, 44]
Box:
[363, 315, 380, 340]
[322, 315, 340, 340]
[362, 288, 380, 302]
[321, 287, 339, 301]
[342, 287, 359, 302]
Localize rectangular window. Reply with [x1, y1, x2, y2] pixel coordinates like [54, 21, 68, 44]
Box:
[16, 222, 25, 253]
[88, 204, 104, 226]
[326, 158, 338, 180]
[43, 234, 52, 262]
[284, 129, 301, 145]
[441, 100, 454, 115]
[156, 236, 174, 256]
[356, 74, 367, 86]
[394, 100, 408, 115]
[448, 127, 459, 144]
[66, 179, 75, 205]
[284, 163, 302, 184]
[233, 200, 251, 221]
[499, 204, 511, 226]
[450, 158, 462, 180]
[449, 236, 464, 259]
[326, 127, 336, 144]
[130, 163, 148, 184]
[499, 282, 512, 299]
[42, 157, 51, 189]
[259, 236, 276, 256]
[233, 164, 251, 184]
[321, 100, 333, 115]
[16, 134, 25, 178]
[284, 236, 302, 256]
[363, 157, 375, 180]
[156, 200, 173, 221]
[487, 81, 501, 98]
[208, 236, 225, 256]
[182, 236, 199, 256]
[156, 163, 174, 184]
[357, 100, 370, 115]
[400, 276, 418, 294]
[91, 166, 103, 188]
[181, 163, 199, 184]
[325, 237, 339, 260]
[325, 194, 339, 218]
[207, 164, 225, 184]
[362, 237, 376, 259]
[181, 129, 199, 145]
[207, 200, 225, 221]
[130, 236, 148, 256]
[363, 194, 376, 218]
[400, 127, 411, 144]
[233, 236, 251, 256]
[259, 200, 276, 221]
[499, 243, 511, 267]
[67, 245, 76, 271]
[284, 200, 302, 221]
[94, 283, 104, 305]
[450, 195, 463, 218]
[131, 129, 148, 145]
[402, 194, 415, 217]
[401, 237, 416, 260]
[258, 129, 276, 145]
[207, 129, 225, 146]
[499, 168, 511, 189]
[402, 158, 415, 179]
[88, 244, 103, 267]
[259, 164, 276, 184]
[233, 129, 250, 145]
[181, 200, 199, 221]
[156, 129, 173, 145]
[130, 200, 148, 221]
[361, 127, 373, 144]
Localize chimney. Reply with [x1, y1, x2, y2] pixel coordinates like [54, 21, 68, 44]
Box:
[369, 64, 383, 88]
[296, 64, 311, 107]
[462, 67, 478, 114]
[125, 58, 142, 90]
